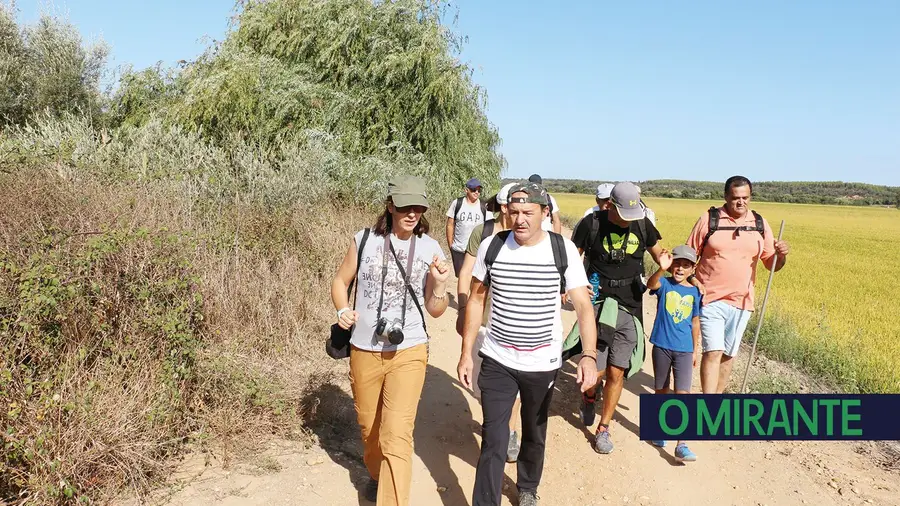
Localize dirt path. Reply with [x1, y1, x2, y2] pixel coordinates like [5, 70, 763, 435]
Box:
[155, 259, 899, 505]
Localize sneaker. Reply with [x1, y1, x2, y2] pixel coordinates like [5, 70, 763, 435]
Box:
[518, 489, 539, 506]
[579, 393, 596, 427]
[507, 430, 520, 463]
[363, 478, 378, 502]
[593, 428, 614, 454]
[651, 440, 666, 447]
[675, 444, 697, 462]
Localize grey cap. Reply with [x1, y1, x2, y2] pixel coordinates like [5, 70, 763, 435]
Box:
[609, 182, 645, 221]
[595, 183, 615, 199]
[672, 245, 698, 264]
[388, 175, 429, 208]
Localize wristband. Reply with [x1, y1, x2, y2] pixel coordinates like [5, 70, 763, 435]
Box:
[337, 307, 350, 319]
[581, 349, 598, 359]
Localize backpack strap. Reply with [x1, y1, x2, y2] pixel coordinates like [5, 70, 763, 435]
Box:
[583, 210, 601, 270]
[699, 207, 766, 260]
[481, 220, 495, 242]
[347, 228, 371, 305]
[453, 196, 463, 220]
[751, 210, 766, 239]
[698, 207, 720, 260]
[548, 232, 568, 294]
[481, 200, 487, 223]
[482, 230, 512, 288]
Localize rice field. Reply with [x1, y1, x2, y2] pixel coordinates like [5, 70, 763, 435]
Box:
[554, 193, 900, 393]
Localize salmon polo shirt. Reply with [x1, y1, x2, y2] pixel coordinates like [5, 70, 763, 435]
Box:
[687, 207, 776, 311]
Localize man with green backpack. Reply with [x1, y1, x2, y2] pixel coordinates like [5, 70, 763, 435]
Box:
[569, 181, 665, 455]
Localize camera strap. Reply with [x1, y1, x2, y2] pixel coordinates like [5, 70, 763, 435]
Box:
[375, 234, 392, 323]
[375, 232, 425, 332]
[605, 229, 632, 261]
[388, 235, 420, 331]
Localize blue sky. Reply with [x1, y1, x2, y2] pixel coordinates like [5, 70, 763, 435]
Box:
[15, 0, 900, 186]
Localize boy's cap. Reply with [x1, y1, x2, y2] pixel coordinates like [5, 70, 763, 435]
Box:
[595, 183, 615, 199]
[388, 175, 429, 208]
[495, 182, 518, 205]
[528, 174, 543, 184]
[672, 245, 698, 264]
[507, 182, 549, 206]
[465, 177, 483, 190]
[610, 182, 645, 221]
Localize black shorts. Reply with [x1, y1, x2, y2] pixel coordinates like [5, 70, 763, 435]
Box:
[652, 345, 693, 392]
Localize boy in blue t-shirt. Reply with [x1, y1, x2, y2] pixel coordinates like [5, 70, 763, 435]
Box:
[646, 244, 701, 462]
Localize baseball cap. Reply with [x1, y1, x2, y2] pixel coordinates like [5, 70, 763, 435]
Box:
[595, 183, 615, 200]
[465, 178, 483, 190]
[495, 182, 518, 205]
[527, 174, 543, 184]
[609, 182, 645, 221]
[672, 245, 698, 264]
[388, 175, 429, 209]
[507, 181, 549, 206]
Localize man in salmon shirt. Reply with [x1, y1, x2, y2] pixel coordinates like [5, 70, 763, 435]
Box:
[687, 176, 790, 393]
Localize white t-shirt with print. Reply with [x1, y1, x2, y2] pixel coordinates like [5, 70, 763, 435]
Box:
[350, 230, 446, 352]
[472, 232, 588, 372]
[541, 194, 560, 231]
[447, 198, 493, 252]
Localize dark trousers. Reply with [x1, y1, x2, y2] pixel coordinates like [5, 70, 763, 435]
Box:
[472, 354, 559, 506]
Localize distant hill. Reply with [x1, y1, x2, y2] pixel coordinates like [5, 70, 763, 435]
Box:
[501, 178, 900, 207]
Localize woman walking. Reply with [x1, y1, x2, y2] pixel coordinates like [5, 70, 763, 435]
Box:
[331, 175, 451, 505]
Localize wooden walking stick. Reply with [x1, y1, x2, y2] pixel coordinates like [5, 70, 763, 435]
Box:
[739, 220, 786, 394]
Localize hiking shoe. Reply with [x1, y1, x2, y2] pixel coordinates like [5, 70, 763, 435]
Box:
[364, 478, 378, 502]
[651, 440, 666, 448]
[507, 430, 520, 463]
[518, 489, 539, 506]
[579, 393, 596, 427]
[593, 428, 614, 454]
[675, 444, 697, 462]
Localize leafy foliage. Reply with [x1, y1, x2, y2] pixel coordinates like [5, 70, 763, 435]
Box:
[108, 0, 504, 195]
[0, 5, 108, 128]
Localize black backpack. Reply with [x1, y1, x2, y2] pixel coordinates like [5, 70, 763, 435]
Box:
[481, 220, 495, 242]
[453, 196, 487, 223]
[698, 206, 765, 260]
[482, 230, 568, 294]
[579, 210, 648, 271]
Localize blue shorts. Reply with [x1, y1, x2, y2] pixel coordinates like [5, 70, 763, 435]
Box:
[700, 300, 752, 357]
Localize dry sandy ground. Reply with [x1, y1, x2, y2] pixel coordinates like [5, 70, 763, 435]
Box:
[140, 233, 899, 506]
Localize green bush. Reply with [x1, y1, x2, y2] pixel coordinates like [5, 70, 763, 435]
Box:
[0, 5, 108, 128]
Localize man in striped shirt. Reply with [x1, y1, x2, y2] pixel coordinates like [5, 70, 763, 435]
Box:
[457, 182, 599, 506]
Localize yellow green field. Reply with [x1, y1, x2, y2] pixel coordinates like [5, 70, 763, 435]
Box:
[555, 193, 900, 393]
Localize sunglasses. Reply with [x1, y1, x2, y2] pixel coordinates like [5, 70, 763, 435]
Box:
[395, 205, 427, 214]
[467, 187, 482, 193]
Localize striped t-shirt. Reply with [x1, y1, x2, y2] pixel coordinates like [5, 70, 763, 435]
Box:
[472, 232, 588, 372]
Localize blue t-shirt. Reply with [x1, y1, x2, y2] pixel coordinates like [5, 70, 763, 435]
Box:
[649, 277, 701, 353]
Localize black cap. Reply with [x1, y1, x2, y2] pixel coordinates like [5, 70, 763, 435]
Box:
[528, 174, 543, 184]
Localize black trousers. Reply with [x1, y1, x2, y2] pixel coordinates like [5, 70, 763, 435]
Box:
[472, 353, 559, 506]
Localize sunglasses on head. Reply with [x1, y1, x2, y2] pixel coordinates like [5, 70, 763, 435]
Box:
[395, 205, 427, 214]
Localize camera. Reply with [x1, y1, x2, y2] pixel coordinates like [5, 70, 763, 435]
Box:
[376, 317, 405, 345]
[609, 248, 626, 263]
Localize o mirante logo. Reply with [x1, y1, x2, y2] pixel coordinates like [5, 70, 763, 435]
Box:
[640, 394, 900, 441]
